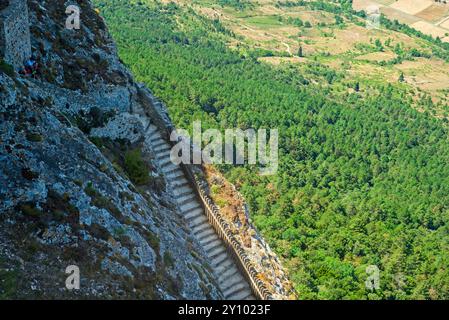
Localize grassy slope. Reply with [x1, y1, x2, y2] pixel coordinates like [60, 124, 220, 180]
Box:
[94, 0, 449, 299]
[185, 0, 449, 114]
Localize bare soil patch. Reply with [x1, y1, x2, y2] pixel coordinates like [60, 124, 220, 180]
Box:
[258, 56, 308, 65]
[356, 51, 397, 61]
[416, 4, 449, 23]
[396, 58, 449, 91]
[411, 21, 448, 38]
[390, 0, 433, 16]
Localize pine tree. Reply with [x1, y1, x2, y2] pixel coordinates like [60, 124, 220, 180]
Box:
[399, 72, 405, 82]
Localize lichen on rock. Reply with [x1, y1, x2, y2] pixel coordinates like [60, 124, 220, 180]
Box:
[0, 0, 221, 300]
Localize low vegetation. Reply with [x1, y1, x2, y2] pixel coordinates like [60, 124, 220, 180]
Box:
[124, 148, 150, 186]
[0, 59, 15, 77]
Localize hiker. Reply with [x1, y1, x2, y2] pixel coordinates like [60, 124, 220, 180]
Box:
[19, 55, 38, 78]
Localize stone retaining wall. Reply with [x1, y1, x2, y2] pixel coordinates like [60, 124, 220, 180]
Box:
[0, 0, 31, 69]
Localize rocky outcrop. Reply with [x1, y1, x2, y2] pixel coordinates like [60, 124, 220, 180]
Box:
[0, 0, 293, 300]
[0, 89, 221, 299]
[0, 0, 221, 299]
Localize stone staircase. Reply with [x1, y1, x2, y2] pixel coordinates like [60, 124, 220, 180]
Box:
[145, 124, 256, 300]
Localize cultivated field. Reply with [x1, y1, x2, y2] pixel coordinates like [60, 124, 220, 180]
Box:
[411, 20, 449, 38]
[416, 3, 449, 22]
[165, 0, 449, 113]
[390, 0, 433, 16]
[353, 0, 449, 42]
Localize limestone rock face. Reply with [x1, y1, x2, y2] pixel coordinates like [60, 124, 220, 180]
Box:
[0, 0, 221, 299]
[0, 0, 32, 69]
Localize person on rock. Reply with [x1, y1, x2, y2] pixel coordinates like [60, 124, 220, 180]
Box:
[20, 55, 38, 78]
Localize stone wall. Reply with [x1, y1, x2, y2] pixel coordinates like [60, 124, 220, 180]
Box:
[0, 0, 31, 69]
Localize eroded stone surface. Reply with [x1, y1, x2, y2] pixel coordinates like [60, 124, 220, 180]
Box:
[0, 0, 221, 300]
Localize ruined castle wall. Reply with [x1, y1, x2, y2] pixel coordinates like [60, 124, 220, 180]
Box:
[0, 21, 5, 59]
[0, 0, 31, 69]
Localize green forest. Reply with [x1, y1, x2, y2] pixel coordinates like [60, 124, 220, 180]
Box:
[93, 0, 449, 299]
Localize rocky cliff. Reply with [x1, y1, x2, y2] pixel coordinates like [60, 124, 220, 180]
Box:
[0, 0, 222, 299]
[0, 0, 295, 300]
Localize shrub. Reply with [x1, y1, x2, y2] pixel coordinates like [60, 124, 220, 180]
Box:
[0, 261, 19, 299]
[0, 60, 15, 77]
[19, 203, 42, 218]
[163, 251, 174, 268]
[26, 133, 43, 142]
[124, 148, 149, 186]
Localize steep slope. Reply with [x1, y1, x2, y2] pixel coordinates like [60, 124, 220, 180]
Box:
[95, 0, 449, 300]
[0, 0, 294, 300]
[144, 123, 255, 300]
[0, 0, 225, 299]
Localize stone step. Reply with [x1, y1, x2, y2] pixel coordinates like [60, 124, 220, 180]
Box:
[152, 140, 166, 149]
[184, 208, 204, 221]
[192, 222, 212, 235]
[162, 163, 180, 178]
[150, 135, 164, 143]
[154, 144, 171, 153]
[155, 148, 171, 159]
[203, 238, 223, 252]
[172, 179, 190, 190]
[180, 200, 201, 213]
[148, 131, 161, 139]
[229, 287, 253, 300]
[218, 266, 240, 284]
[214, 258, 235, 274]
[207, 245, 226, 260]
[163, 164, 180, 176]
[196, 228, 216, 242]
[189, 215, 208, 229]
[146, 127, 158, 136]
[220, 272, 243, 292]
[223, 282, 250, 300]
[148, 127, 161, 136]
[177, 193, 196, 207]
[167, 171, 185, 182]
[173, 185, 193, 197]
[211, 251, 228, 267]
[159, 157, 175, 168]
[170, 177, 189, 188]
[198, 232, 219, 246]
[160, 157, 176, 167]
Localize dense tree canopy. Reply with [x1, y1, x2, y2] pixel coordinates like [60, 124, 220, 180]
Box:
[94, 0, 449, 299]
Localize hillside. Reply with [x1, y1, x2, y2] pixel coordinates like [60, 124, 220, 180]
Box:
[0, 0, 227, 300]
[94, 0, 449, 299]
[353, 0, 449, 42]
[1, 0, 296, 301]
[159, 0, 449, 113]
[0, 0, 247, 299]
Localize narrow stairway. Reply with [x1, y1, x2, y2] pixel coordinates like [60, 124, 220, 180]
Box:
[145, 124, 256, 300]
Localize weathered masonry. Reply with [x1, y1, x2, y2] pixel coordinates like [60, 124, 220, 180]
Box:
[0, 0, 31, 69]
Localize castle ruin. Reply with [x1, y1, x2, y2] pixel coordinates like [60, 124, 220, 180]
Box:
[0, 0, 31, 70]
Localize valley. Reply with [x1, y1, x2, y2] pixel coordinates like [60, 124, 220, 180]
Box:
[94, 0, 449, 299]
[161, 0, 449, 113]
